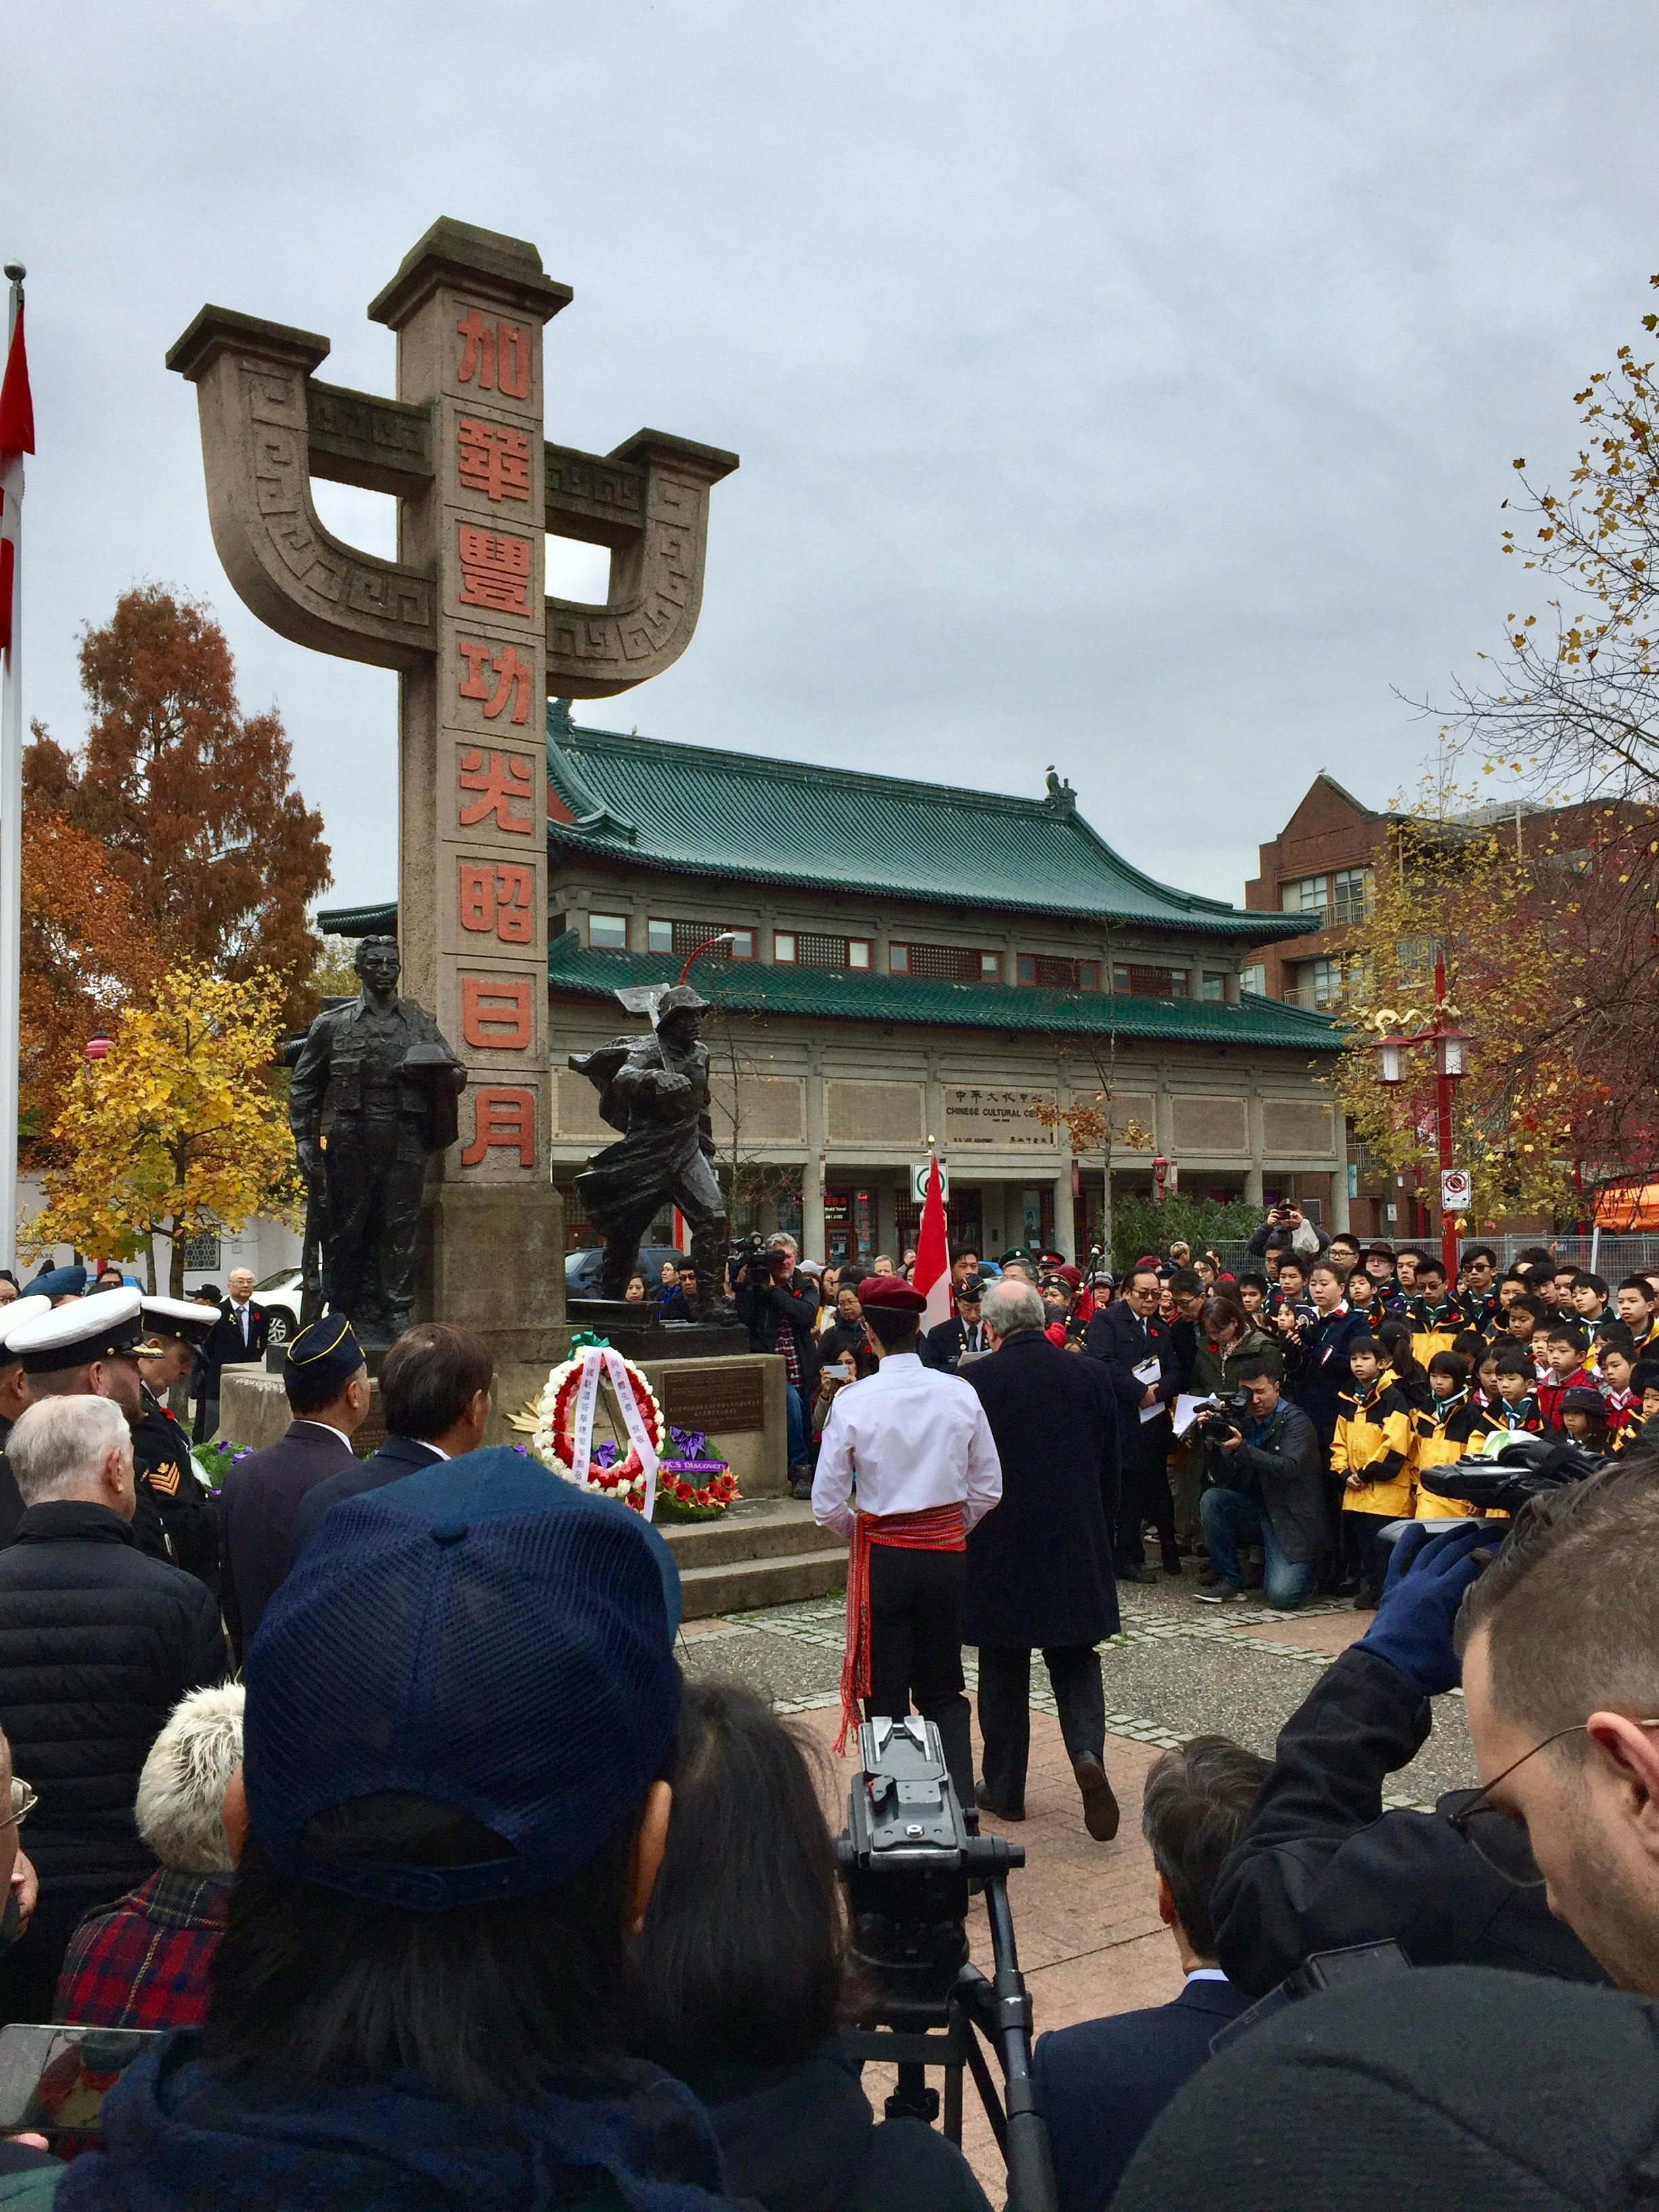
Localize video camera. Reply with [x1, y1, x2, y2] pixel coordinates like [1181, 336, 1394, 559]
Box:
[726, 1233, 779, 1286]
[1191, 1388, 1253, 1443]
[1375, 1432, 1612, 1580]
[836, 1715, 1056, 2212]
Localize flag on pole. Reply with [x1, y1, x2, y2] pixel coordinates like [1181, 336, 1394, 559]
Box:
[914, 1151, 951, 1332]
[0, 298, 32, 661]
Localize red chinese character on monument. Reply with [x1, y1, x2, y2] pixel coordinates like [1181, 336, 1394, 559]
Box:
[457, 749, 534, 834]
[457, 639, 532, 724]
[455, 311, 531, 401]
[458, 860, 535, 943]
[461, 977, 533, 1051]
[456, 527, 532, 615]
[457, 418, 531, 504]
[460, 1086, 536, 1168]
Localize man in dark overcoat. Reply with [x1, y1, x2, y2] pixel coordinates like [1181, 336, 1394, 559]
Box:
[1084, 1260, 1181, 1582]
[962, 1277, 1123, 1841]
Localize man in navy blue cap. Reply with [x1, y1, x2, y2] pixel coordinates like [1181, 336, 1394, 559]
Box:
[217, 1315, 369, 1662]
[62, 1448, 745, 2212]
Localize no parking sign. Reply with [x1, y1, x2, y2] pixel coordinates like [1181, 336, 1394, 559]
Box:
[1441, 1168, 1471, 1214]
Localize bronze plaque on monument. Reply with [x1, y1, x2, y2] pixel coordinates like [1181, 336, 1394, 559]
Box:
[661, 1366, 767, 1435]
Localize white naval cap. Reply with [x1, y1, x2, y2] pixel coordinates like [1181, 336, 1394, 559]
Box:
[6, 1286, 162, 1375]
[140, 1296, 222, 1351]
[0, 1296, 51, 1359]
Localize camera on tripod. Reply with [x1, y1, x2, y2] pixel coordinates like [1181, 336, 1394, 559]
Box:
[835, 1715, 1057, 2212]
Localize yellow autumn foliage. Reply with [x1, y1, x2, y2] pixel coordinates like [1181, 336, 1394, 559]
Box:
[25, 964, 304, 1294]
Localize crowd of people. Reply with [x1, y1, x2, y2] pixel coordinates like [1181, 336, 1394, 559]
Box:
[0, 1217, 1647, 2203]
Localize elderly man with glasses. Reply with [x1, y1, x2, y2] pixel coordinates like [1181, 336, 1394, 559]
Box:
[1210, 1516, 1605, 1999]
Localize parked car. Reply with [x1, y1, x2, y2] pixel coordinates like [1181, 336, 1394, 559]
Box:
[253, 1267, 305, 1348]
[564, 1246, 685, 1302]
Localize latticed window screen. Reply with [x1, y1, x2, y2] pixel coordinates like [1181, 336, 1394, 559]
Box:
[1113, 964, 1189, 998]
[1026, 954, 1101, 989]
[796, 933, 851, 969]
[181, 1229, 221, 1270]
[895, 942, 985, 982]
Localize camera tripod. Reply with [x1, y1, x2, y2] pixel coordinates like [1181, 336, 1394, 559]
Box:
[839, 1846, 1057, 2212]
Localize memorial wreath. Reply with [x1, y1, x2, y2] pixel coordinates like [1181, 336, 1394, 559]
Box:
[510, 1336, 739, 1521]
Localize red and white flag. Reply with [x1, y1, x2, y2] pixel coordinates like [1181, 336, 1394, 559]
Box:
[0, 299, 31, 664]
[913, 1152, 951, 1332]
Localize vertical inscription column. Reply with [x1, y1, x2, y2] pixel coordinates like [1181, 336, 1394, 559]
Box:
[371, 237, 570, 1185]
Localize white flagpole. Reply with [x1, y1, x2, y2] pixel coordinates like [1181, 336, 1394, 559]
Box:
[0, 262, 25, 1273]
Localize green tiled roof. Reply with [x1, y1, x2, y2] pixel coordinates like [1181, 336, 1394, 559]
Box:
[547, 933, 1341, 1050]
[316, 901, 398, 939]
[546, 714, 1305, 941]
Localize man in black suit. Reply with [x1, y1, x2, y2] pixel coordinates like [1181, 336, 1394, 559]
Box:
[1084, 1262, 1181, 1582]
[218, 1315, 368, 1660]
[922, 1275, 989, 1370]
[289, 1322, 494, 1559]
[1034, 1736, 1269, 2212]
[192, 1268, 270, 1441]
[962, 1278, 1122, 1837]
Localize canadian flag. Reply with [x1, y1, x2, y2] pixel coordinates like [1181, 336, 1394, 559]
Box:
[0, 298, 31, 664]
[913, 1151, 952, 1332]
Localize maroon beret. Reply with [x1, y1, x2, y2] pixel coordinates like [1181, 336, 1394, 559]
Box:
[857, 1275, 928, 1313]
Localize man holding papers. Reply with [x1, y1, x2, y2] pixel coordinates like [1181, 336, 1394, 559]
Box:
[1085, 1263, 1181, 1582]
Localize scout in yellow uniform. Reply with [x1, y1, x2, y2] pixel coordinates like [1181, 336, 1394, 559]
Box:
[1333, 1338, 1415, 1610]
[1414, 1350, 1499, 1519]
[1406, 1257, 1468, 1370]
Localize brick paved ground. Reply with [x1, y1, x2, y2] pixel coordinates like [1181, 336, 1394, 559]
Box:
[678, 1560, 1477, 2195]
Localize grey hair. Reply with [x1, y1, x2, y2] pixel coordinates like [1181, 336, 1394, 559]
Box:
[982, 1279, 1046, 1337]
[767, 1231, 798, 1256]
[136, 1683, 245, 1872]
[7, 1395, 131, 1505]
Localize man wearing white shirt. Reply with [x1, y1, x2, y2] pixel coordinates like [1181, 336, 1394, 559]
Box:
[813, 1275, 1002, 1802]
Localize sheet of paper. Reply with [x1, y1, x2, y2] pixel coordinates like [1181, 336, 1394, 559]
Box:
[1132, 1353, 1164, 1423]
[1172, 1393, 1210, 1439]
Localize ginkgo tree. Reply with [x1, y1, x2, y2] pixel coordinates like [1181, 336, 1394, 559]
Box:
[26, 964, 304, 1295]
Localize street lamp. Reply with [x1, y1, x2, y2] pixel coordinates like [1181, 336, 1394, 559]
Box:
[1366, 952, 1471, 1281]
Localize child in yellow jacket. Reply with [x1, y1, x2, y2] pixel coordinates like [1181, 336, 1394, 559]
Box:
[1333, 1338, 1415, 1610]
[1414, 1349, 1500, 1519]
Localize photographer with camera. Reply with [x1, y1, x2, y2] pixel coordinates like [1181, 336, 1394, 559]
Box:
[733, 1231, 821, 1495]
[1247, 1199, 1328, 1264]
[1193, 1356, 1324, 1610]
[1210, 1519, 1605, 1998]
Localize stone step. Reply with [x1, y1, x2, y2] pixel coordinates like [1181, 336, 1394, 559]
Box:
[658, 1498, 844, 1570]
[676, 1547, 848, 1620]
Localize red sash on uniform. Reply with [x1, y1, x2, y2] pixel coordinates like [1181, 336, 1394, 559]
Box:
[835, 1502, 967, 1755]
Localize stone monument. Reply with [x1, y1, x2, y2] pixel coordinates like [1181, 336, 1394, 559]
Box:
[165, 218, 739, 1370]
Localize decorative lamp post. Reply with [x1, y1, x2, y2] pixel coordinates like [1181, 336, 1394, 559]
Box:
[1366, 951, 1469, 1282]
[83, 1033, 112, 1062]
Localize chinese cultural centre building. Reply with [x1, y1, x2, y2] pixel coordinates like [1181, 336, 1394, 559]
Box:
[324, 708, 1344, 1266]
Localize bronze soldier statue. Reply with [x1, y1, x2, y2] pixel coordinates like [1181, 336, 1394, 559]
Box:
[569, 984, 729, 1305]
[288, 937, 466, 1353]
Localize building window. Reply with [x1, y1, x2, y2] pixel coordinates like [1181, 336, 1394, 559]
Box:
[1280, 874, 1328, 916]
[1331, 867, 1371, 924]
[1241, 964, 1266, 996]
[1015, 954, 1101, 989]
[589, 913, 628, 951]
[1202, 972, 1227, 1002]
[647, 919, 753, 960]
[892, 941, 1000, 983]
[180, 1227, 221, 1270]
[775, 931, 868, 970]
[1111, 964, 1190, 998]
[1299, 954, 1368, 1008]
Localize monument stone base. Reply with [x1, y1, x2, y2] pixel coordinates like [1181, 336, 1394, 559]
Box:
[565, 1296, 749, 1362]
[218, 1350, 785, 1504]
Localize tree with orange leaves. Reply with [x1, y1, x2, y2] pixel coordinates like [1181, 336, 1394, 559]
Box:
[18, 813, 161, 1168]
[24, 586, 331, 1031]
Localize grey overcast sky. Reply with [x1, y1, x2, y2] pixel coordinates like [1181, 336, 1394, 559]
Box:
[7, 1, 1659, 914]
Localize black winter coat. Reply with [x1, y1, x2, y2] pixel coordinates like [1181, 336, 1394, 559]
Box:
[961, 1332, 1120, 1650]
[0, 1502, 228, 1896]
[1212, 1644, 1606, 1999]
[129, 1389, 221, 1599]
[690, 2041, 991, 2212]
[736, 1269, 821, 1394]
[1084, 1302, 1177, 1468]
[1284, 1305, 1374, 1438]
[1203, 1395, 1327, 1565]
[220, 1420, 359, 1662]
